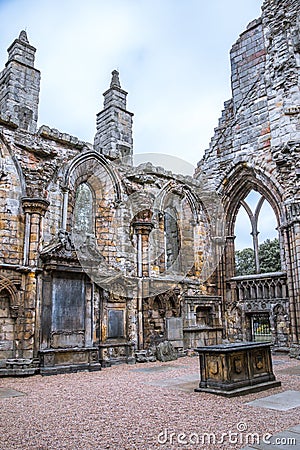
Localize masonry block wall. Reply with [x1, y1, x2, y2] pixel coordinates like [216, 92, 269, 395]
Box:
[1, 0, 300, 376]
[0, 31, 40, 133]
[197, 0, 300, 350]
[0, 31, 214, 375]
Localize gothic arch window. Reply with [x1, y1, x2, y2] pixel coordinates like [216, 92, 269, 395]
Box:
[73, 182, 94, 235]
[164, 207, 180, 270]
[234, 190, 281, 275]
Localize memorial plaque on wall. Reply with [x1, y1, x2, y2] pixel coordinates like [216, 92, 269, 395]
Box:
[166, 317, 183, 340]
[52, 275, 85, 331]
[108, 310, 124, 338]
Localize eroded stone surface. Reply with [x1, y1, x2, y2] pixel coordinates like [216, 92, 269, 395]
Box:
[0, 0, 300, 376]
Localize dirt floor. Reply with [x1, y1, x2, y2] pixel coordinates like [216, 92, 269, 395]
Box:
[0, 354, 299, 450]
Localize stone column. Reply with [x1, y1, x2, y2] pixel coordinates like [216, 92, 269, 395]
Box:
[132, 220, 154, 349]
[21, 197, 49, 267]
[61, 187, 69, 232]
[133, 221, 154, 278]
[21, 197, 49, 360]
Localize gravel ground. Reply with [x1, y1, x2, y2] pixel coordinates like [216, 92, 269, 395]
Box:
[0, 354, 299, 450]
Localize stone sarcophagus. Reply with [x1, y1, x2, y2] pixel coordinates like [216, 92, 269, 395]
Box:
[195, 342, 281, 397]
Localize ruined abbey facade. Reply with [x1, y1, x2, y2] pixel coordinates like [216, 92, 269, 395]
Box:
[0, 0, 299, 375]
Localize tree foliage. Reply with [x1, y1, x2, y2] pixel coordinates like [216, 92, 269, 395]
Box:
[258, 238, 281, 273]
[235, 238, 281, 276]
[235, 247, 255, 276]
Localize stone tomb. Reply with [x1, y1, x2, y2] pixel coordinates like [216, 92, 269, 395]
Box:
[194, 342, 281, 397]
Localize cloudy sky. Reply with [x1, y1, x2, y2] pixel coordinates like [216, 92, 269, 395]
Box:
[1, 0, 278, 249]
[0, 0, 263, 166]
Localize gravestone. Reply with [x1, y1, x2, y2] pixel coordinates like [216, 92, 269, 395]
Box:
[166, 317, 183, 348]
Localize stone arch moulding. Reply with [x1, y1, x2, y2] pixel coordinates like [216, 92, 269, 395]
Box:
[220, 163, 284, 237]
[0, 275, 21, 312]
[0, 133, 26, 196]
[60, 151, 122, 231]
[64, 151, 122, 197]
[154, 180, 201, 223]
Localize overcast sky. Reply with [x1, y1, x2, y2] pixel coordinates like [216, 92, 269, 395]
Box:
[1, 0, 278, 250]
[0, 0, 263, 167]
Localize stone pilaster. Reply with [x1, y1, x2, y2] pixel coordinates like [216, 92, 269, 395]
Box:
[283, 202, 300, 346]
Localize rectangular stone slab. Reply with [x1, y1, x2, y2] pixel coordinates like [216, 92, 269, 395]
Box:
[0, 388, 25, 398]
[247, 390, 300, 411]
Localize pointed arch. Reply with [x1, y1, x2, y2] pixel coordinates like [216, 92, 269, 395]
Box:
[60, 151, 122, 232]
[63, 150, 121, 201]
[0, 275, 20, 308]
[154, 180, 201, 222]
[0, 133, 26, 196]
[220, 164, 284, 236]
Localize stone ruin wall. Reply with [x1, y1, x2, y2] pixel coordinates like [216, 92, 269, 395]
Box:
[197, 0, 300, 350]
[1, 0, 300, 374]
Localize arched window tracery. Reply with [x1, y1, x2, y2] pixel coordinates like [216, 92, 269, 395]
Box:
[235, 190, 281, 275]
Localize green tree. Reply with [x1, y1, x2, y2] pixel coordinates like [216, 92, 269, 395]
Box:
[235, 238, 281, 276]
[235, 248, 255, 276]
[259, 238, 281, 273]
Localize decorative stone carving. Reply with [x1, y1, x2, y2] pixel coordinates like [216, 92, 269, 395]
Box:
[195, 342, 281, 397]
[21, 197, 49, 216]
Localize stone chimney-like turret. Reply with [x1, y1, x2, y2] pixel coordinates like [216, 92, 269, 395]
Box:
[94, 70, 133, 164]
[0, 30, 41, 133]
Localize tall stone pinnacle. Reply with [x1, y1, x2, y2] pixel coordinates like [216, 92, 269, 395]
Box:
[0, 30, 40, 133]
[19, 30, 29, 43]
[110, 70, 121, 89]
[94, 70, 133, 163]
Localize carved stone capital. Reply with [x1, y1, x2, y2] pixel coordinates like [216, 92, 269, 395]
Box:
[286, 202, 300, 222]
[21, 197, 50, 216]
[132, 221, 154, 235]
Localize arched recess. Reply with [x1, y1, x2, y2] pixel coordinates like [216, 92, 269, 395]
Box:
[213, 164, 290, 345]
[0, 276, 20, 360]
[143, 292, 181, 347]
[153, 181, 204, 276]
[0, 275, 20, 309]
[60, 151, 122, 232]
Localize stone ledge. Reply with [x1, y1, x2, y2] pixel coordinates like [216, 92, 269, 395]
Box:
[195, 380, 281, 397]
[0, 114, 18, 129]
[38, 125, 92, 150]
[40, 363, 101, 376]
